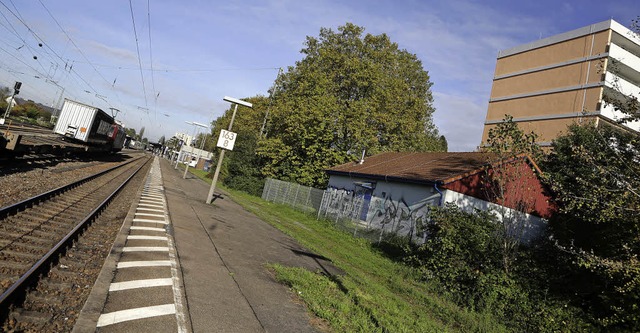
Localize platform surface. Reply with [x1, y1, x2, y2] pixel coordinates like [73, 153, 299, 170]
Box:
[75, 156, 337, 332]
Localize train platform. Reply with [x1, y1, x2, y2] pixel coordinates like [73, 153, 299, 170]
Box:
[74, 156, 338, 332]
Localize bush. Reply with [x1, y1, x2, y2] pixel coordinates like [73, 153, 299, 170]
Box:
[403, 204, 590, 332]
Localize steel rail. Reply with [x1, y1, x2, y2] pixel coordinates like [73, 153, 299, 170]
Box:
[0, 156, 143, 219]
[0, 156, 149, 309]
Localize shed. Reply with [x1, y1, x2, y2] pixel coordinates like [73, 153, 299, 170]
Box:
[323, 152, 554, 242]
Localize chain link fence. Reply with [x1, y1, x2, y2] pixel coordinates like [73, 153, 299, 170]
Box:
[261, 178, 324, 213]
[262, 178, 429, 244]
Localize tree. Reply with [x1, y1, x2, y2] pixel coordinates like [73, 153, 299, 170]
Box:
[125, 127, 137, 139]
[482, 115, 545, 274]
[0, 86, 10, 110]
[138, 126, 145, 141]
[542, 122, 640, 330]
[209, 96, 270, 192]
[258, 23, 446, 188]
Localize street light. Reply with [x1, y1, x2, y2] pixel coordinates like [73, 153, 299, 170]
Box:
[206, 96, 252, 204]
[183, 121, 209, 179]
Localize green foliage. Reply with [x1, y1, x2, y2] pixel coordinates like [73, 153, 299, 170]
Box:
[542, 123, 640, 330]
[124, 127, 137, 138]
[407, 204, 502, 304]
[223, 131, 265, 196]
[484, 114, 542, 160]
[482, 115, 547, 274]
[208, 96, 270, 194]
[258, 23, 446, 188]
[270, 264, 380, 332]
[405, 204, 589, 332]
[224, 188, 508, 332]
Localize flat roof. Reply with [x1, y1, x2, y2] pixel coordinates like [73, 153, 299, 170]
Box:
[498, 19, 639, 58]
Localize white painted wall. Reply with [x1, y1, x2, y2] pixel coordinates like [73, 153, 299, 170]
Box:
[442, 190, 546, 243]
[325, 174, 547, 244]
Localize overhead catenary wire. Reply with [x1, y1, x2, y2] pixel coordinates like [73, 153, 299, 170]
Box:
[0, 0, 105, 102]
[147, 0, 157, 119]
[37, 0, 113, 90]
[129, 0, 148, 108]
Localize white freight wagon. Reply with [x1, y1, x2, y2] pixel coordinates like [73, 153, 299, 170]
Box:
[53, 99, 115, 145]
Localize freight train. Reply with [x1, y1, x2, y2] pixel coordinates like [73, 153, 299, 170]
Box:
[0, 99, 126, 155]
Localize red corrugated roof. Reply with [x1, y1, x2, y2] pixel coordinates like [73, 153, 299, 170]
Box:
[327, 152, 500, 184]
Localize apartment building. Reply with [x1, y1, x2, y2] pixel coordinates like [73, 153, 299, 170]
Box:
[482, 19, 640, 146]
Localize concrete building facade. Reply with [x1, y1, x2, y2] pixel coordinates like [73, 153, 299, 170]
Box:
[482, 19, 640, 146]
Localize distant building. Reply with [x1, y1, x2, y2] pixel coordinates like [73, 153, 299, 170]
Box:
[482, 19, 640, 147]
[174, 132, 193, 146]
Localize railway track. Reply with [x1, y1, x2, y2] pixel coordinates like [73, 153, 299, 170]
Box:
[0, 155, 152, 331]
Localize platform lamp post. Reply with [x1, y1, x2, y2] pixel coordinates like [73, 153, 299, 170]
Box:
[206, 96, 252, 204]
[1, 81, 21, 125]
[183, 121, 208, 179]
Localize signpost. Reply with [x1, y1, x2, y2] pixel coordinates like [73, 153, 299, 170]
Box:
[216, 129, 237, 151]
[206, 96, 252, 204]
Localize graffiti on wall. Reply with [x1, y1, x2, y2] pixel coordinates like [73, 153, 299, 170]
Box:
[319, 187, 441, 243]
[368, 192, 439, 242]
[320, 188, 365, 222]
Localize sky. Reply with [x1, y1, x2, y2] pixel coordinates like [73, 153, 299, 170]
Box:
[0, 0, 638, 151]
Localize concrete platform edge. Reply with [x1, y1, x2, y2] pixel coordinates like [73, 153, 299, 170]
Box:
[72, 162, 149, 333]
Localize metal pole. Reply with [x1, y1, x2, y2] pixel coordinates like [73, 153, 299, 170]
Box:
[206, 104, 238, 204]
[183, 125, 198, 179]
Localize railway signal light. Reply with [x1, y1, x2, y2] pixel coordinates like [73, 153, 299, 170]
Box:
[14, 81, 21, 95]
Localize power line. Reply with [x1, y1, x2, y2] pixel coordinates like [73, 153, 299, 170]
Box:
[0, 0, 102, 99]
[129, 0, 148, 107]
[0, 6, 49, 75]
[37, 0, 113, 88]
[44, 61, 282, 73]
[147, 0, 157, 119]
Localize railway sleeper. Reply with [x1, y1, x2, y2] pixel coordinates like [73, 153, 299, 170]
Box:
[0, 260, 32, 274]
[27, 207, 89, 219]
[0, 221, 65, 239]
[0, 217, 67, 232]
[0, 227, 62, 241]
[0, 249, 45, 261]
[8, 242, 61, 256]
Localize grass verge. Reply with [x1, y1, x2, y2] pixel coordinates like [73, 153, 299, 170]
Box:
[187, 169, 506, 332]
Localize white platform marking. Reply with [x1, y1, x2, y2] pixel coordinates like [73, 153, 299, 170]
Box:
[97, 304, 176, 327]
[117, 260, 172, 268]
[138, 203, 164, 209]
[136, 207, 165, 213]
[109, 278, 173, 292]
[127, 235, 168, 241]
[132, 218, 168, 224]
[135, 213, 166, 218]
[130, 226, 165, 232]
[122, 246, 170, 252]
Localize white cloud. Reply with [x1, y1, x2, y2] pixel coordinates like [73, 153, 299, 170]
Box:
[433, 91, 486, 152]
